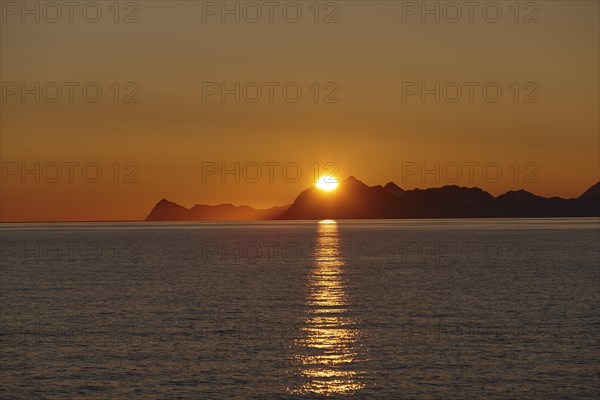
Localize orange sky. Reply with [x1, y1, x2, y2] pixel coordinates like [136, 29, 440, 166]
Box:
[1, 1, 599, 221]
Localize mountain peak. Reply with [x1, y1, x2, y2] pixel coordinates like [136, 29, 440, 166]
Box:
[341, 176, 369, 189]
[497, 189, 540, 202]
[384, 182, 404, 192]
[343, 176, 360, 183]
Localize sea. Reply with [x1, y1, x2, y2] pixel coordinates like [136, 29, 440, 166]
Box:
[1, 219, 599, 399]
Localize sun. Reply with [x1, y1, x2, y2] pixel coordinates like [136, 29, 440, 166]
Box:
[316, 176, 339, 191]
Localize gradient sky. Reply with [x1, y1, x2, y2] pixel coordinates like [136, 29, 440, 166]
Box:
[1, 1, 599, 221]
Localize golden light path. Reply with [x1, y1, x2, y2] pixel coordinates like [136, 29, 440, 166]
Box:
[289, 220, 366, 395]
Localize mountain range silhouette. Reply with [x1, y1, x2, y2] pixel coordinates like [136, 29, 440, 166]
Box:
[146, 177, 600, 221]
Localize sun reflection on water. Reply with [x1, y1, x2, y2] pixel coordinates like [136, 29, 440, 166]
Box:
[289, 220, 366, 396]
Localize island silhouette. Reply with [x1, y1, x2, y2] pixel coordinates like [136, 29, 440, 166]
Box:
[146, 177, 600, 221]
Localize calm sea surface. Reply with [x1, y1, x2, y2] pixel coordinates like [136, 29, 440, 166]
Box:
[1, 219, 599, 399]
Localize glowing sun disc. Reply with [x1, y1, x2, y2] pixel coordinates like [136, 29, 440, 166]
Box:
[316, 176, 339, 191]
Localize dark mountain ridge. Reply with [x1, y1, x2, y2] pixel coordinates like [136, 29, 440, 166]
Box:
[279, 177, 599, 219]
[146, 178, 600, 221]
